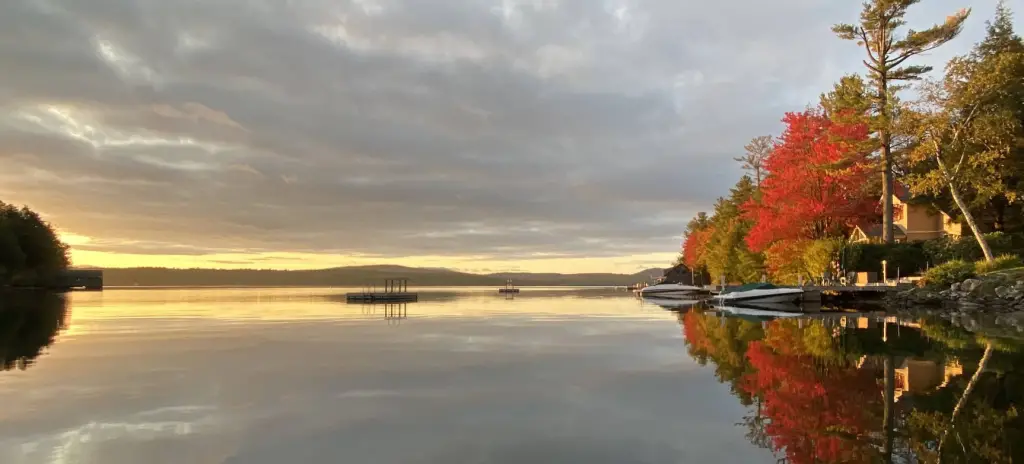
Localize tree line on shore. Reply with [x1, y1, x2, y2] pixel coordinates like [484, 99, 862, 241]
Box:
[0, 201, 69, 288]
[681, 1, 1024, 285]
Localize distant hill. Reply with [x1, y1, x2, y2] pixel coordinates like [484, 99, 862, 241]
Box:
[95, 265, 666, 287]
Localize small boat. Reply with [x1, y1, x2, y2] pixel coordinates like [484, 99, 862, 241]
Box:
[715, 283, 803, 304]
[639, 283, 706, 299]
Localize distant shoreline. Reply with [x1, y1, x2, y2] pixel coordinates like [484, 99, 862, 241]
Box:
[91, 265, 663, 288]
[98, 285, 627, 290]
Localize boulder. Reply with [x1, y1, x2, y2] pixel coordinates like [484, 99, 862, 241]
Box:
[996, 286, 1012, 299]
[961, 279, 983, 293]
[951, 282, 961, 292]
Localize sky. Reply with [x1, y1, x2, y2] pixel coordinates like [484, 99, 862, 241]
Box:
[0, 0, 1016, 274]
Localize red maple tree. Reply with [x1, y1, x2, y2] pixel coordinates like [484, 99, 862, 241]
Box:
[744, 109, 877, 252]
[682, 227, 714, 270]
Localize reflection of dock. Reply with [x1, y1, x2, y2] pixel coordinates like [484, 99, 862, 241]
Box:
[346, 279, 418, 303]
[357, 303, 410, 324]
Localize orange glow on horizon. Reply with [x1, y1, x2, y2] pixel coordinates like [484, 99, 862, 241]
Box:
[62, 233, 675, 274]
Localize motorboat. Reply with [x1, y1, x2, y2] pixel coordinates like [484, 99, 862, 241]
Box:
[639, 283, 707, 299]
[714, 283, 803, 305]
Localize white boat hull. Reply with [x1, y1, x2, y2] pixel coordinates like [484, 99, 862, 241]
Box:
[715, 289, 803, 304]
[641, 290, 700, 298]
[639, 284, 705, 299]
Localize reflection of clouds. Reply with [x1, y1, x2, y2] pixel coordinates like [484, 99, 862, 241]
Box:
[1, 290, 767, 463]
[6, 405, 219, 464]
[420, 436, 681, 464]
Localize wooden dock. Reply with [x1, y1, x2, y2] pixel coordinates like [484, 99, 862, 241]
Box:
[346, 278, 418, 303]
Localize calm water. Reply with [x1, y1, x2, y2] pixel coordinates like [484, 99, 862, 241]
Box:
[0, 288, 1021, 463]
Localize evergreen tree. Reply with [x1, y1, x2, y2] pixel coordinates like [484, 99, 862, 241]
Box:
[834, 0, 971, 244]
[735, 136, 773, 186]
[0, 202, 70, 287]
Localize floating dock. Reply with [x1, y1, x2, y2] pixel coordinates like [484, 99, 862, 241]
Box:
[498, 279, 520, 294]
[346, 279, 418, 303]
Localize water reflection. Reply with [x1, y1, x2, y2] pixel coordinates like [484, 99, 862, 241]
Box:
[3, 288, 1021, 463]
[677, 309, 1024, 463]
[354, 303, 410, 323]
[0, 291, 70, 372]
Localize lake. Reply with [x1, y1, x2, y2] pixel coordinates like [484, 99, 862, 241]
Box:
[0, 288, 1021, 463]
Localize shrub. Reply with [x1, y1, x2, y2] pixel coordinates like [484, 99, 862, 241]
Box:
[921, 260, 976, 288]
[842, 242, 928, 278]
[924, 232, 1024, 264]
[974, 255, 1024, 275]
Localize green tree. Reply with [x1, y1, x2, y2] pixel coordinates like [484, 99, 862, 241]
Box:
[704, 176, 765, 283]
[904, 6, 1024, 262]
[952, 3, 1024, 232]
[820, 74, 875, 127]
[903, 80, 996, 261]
[0, 202, 70, 287]
[833, 0, 971, 244]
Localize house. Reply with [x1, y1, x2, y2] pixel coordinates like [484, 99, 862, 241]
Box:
[660, 263, 709, 286]
[850, 184, 965, 244]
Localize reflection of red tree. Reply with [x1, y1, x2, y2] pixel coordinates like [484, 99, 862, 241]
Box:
[742, 339, 881, 463]
[682, 311, 711, 354]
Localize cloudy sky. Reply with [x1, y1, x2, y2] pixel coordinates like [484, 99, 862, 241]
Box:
[0, 0, 1013, 273]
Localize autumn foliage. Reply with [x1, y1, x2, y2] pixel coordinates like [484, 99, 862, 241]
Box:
[744, 109, 877, 252]
[763, 239, 810, 284]
[682, 227, 713, 270]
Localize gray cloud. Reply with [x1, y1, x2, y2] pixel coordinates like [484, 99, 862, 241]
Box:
[0, 0, 1000, 264]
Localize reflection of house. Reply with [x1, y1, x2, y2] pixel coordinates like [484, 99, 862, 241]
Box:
[893, 358, 964, 402]
[851, 185, 965, 244]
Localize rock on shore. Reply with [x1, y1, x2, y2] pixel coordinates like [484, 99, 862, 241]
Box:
[887, 271, 1024, 314]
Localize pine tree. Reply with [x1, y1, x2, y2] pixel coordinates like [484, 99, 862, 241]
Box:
[735, 136, 773, 186]
[833, 1, 970, 244]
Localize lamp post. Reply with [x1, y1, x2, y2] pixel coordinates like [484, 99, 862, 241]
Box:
[881, 260, 888, 285]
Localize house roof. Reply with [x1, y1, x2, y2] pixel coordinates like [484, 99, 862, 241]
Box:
[856, 224, 907, 238]
[880, 183, 913, 203]
[894, 184, 911, 202]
